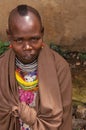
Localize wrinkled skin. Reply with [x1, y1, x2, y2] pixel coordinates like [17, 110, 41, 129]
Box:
[7, 12, 44, 64]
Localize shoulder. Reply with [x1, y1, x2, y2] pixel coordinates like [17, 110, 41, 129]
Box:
[50, 47, 69, 66]
[50, 49, 71, 80]
[41, 44, 69, 69]
[50, 48, 71, 77]
[0, 49, 11, 61]
[0, 53, 5, 58]
[0, 51, 6, 61]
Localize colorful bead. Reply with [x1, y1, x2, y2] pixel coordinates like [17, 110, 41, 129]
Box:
[15, 70, 38, 91]
[19, 89, 34, 104]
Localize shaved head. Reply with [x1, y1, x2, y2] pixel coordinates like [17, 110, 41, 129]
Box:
[6, 5, 44, 64]
[8, 4, 44, 34]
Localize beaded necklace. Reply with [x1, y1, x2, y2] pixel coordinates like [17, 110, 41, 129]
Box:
[16, 58, 38, 72]
[15, 58, 39, 130]
[15, 58, 38, 91]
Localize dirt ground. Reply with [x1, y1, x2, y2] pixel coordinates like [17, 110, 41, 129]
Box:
[72, 68, 86, 130]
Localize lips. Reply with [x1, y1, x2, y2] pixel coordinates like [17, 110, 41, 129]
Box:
[23, 53, 34, 60]
[19, 51, 37, 63]
[16, 50, 38, 64]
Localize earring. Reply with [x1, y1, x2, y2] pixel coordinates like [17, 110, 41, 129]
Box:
[9, 44, 12, 48]
[41, 43, 45, 48]
[41, 46, 44, 49]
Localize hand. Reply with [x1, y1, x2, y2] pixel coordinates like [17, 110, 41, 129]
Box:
[18, 102, 37, 126]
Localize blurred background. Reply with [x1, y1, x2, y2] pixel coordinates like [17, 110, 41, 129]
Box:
[0, 0, 86, 50]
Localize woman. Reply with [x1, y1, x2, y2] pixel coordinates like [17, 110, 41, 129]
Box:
[0, 4, 72, 130]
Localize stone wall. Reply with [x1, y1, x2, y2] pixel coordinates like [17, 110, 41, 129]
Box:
[0, 0, 86, 50]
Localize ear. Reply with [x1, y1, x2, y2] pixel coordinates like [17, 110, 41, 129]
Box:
[41, 27, 44, 36]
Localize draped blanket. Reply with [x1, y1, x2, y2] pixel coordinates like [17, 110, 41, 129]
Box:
[0, 49, 20, 130]
[0, 45, 72, 130]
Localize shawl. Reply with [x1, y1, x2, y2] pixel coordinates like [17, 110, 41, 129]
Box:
[0, 45, 72, 130]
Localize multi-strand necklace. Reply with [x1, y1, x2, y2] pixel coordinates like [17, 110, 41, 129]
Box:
[15, 58, 38, 91]
[16, 58, 38, 72]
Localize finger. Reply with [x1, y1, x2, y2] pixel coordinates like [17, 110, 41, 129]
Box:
[18, 102, 25, 114]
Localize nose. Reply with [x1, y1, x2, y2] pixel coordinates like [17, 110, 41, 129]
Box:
[23, 42, 32, 51]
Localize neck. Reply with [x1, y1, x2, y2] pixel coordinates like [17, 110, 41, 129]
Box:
[15, 57, 38, 72]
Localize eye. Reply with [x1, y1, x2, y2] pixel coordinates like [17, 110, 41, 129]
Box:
[13, 38, 23, 43]
[30, 37, 41, 43]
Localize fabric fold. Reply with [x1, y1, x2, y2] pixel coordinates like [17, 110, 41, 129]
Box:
[0, 45, 72, 130]
[0, 49, 20, 130]
[33, 45, 63, 130]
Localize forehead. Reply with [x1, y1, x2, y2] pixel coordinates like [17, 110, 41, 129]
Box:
[9, 12, 41, 35]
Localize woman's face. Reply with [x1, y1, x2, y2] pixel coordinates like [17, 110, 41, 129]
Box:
[7, 13, 44, 64]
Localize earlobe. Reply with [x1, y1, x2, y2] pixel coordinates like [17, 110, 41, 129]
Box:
[9, 44, 13, 48]
[41, 42, 45, 49]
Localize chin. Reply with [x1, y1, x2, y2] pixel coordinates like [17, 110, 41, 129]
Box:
[16, 54, 38, 64]
[21, 57, 37, 64]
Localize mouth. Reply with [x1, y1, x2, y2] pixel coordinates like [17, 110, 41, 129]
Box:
[19, 52, 37, 64]
[23, 52, 34, 59]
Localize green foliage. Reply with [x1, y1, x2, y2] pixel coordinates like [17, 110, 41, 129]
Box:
[50, 43, 72, 59]
[50, 43, 86, 62]
[78, 53, 86, 61]
[0, 41, 10, 55]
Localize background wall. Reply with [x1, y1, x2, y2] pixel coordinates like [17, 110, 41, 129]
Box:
[0, 0, 86, 50]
